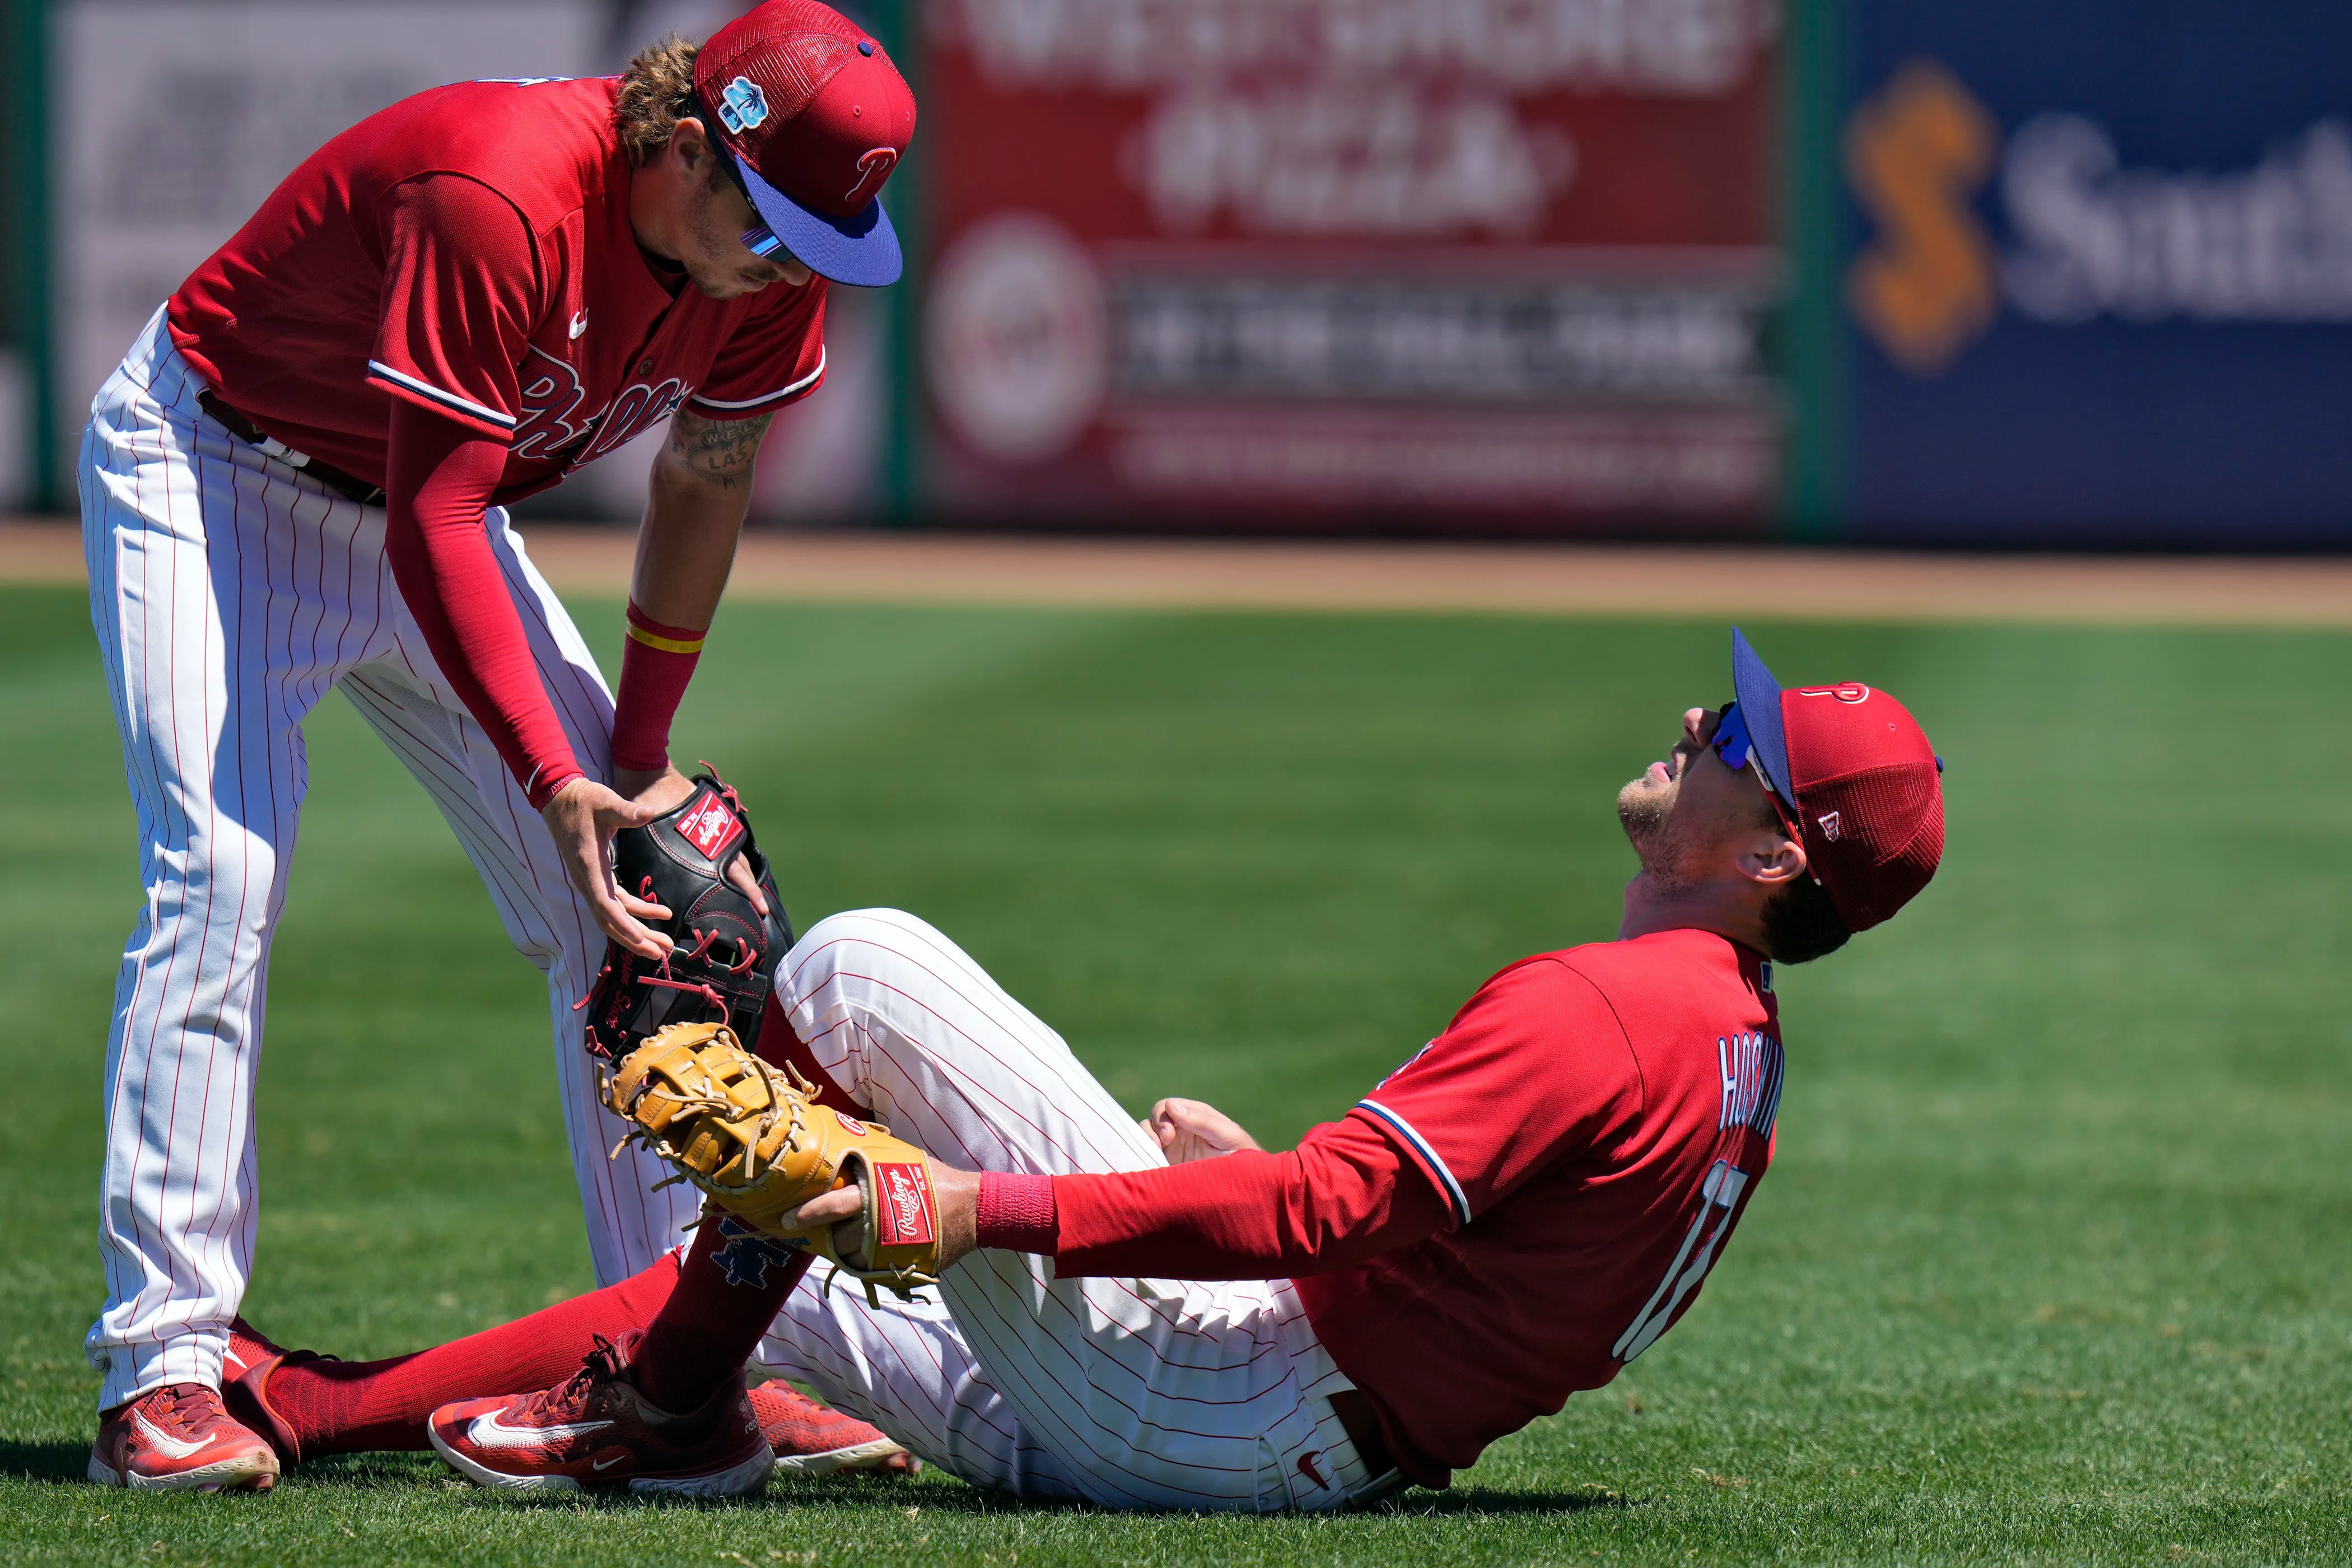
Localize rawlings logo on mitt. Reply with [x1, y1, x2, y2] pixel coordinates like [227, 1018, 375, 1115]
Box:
[600, 1022, 944, 1306]
[582, 770, 792, 1060]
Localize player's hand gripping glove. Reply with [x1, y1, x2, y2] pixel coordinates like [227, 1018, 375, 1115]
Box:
[600, 1021, 944, 1306]
[581, 770, 793, 1060]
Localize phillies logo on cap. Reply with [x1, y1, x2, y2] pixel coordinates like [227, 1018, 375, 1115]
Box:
[1798, 683, 1873, 704]
[872, 1161, 935, 1246]
[675, 795, 744, 861]
[847, 146, 897, 204]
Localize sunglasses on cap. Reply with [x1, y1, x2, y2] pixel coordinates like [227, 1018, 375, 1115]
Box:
[1712, 702, 1810, 855]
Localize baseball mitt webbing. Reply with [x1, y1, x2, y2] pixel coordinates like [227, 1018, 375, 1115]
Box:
[601, 1021, 943, 1305]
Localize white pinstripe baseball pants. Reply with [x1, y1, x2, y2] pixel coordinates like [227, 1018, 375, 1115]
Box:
[746, 909, 1394, 1512]
[77, 307, 702, 1410]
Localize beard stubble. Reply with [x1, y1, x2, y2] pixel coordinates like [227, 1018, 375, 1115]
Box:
[1617, 777, 1706, 895]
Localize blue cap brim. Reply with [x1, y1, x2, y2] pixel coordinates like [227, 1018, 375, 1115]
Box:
[741, 164, 902, 287]
[1730, 627, 1795, 803]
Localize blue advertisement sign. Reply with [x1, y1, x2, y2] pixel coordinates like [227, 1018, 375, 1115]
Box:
[1842, 2, 2352, 543]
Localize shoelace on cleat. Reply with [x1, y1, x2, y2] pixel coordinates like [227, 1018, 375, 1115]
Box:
[143, 1385, 223, 1440]
[512, 1335, 631, 1423]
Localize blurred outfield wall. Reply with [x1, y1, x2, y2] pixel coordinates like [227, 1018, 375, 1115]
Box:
[4, 0, 2348, 544]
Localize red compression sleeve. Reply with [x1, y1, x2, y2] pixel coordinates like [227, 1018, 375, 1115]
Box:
[608, 602, 705, 773]
[382, 399, 584, 809]
[1046, 1111, 1451, 1280]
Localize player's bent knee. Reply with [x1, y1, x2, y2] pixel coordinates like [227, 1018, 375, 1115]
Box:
[790, 907, 935, 967]
[778, 908, 966, 1009]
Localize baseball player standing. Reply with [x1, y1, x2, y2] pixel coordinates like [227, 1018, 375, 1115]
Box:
[212, 631, 1947, 1507]
[79, 1, 914, 1491]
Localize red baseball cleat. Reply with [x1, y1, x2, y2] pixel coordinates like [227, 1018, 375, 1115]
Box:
[748, 1381, 918, 1476]
[220, 1316, 326, 1465]
[428, 1333, 773, 1497]
[88, 1383, 281, 1492]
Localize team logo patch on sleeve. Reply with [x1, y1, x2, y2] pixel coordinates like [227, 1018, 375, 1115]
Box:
[872, 1161, 935, 1247]
[676, 795, 745, 862]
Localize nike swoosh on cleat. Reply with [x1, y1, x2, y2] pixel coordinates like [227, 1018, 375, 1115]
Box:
[592, 1455, 627, 1471]
[132, 1409, 218, 1462]
[466, 1410, 614, 1450]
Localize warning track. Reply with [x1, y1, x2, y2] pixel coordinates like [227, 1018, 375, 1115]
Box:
[8, 521, 2349, 628]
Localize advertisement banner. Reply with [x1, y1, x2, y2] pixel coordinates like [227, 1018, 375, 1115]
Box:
[52, 1, 602, 484]
[1841, 2, 2352, 543]
[920, 0, 1785, 529]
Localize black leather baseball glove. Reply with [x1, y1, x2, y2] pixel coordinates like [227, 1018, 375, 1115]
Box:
[581, 769, 793, 1060]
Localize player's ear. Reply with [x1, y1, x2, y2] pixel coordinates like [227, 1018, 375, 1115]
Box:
[670, 115, 713, 175]
[1736, 830, 1808, 889]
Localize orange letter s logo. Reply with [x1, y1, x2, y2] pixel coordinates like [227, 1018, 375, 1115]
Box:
[1845, 60, 2003, 375]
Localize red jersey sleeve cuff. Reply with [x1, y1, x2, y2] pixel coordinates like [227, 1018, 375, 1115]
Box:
[687, 347, 825, 419]
[525, 763, 585, 813]
[974, 1170, 1057, 1254]
[1350, 1102, 1472, 1228]
[367, 361, 518, 442]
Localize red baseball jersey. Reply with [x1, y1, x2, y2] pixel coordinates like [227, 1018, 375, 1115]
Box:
[1295, 928, 1784, 1485]
[169, 76, 827, 500]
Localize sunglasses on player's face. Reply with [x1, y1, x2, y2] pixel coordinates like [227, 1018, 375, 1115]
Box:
[702, 116, 799, 265]
[1714, 702, 1809, 846]
[1711, 701, 1760, 774]
[741, 226, 793, 262]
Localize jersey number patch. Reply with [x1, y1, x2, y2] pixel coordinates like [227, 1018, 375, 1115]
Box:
[1610, 1158, 1750, 1364]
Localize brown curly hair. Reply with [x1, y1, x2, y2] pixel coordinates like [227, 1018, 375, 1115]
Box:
[616, 34, 701, 167]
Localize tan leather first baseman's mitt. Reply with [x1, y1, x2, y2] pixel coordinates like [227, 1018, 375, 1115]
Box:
[599, 1021, 942, 1305]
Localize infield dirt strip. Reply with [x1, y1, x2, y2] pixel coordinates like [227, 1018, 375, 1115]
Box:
[6, 521, 2350, 627]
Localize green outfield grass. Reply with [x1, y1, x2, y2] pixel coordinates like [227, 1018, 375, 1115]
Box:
[3, 582, 2348, 1566]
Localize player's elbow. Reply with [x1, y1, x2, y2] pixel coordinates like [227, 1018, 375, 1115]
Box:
[648, 441, 750, 505]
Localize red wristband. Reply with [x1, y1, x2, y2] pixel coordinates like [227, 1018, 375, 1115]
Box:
[974, 1172, 1058, 1254]
[610, 601, 706, 773]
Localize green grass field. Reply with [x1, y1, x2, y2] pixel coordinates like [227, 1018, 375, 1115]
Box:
[4, 582, 2349, 1565]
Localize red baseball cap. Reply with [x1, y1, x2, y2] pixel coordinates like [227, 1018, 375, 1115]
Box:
[1729, 628, 1944, 932]
[693, 0, 917, 286]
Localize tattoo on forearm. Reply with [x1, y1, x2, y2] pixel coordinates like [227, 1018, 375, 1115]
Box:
[665, 409, 776, 492]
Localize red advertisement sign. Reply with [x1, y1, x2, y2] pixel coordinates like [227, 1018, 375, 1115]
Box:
[920, 0, 1782, 528]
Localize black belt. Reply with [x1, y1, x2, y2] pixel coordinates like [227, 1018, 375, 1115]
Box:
[198, 393, 386, 506]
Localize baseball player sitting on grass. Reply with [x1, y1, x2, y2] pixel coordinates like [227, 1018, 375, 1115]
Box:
[80, 2, 921, 1492]
[210, 631, 1944, 1510]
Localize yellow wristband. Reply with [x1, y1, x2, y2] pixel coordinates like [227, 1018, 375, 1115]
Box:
[625, 620, 706, 655]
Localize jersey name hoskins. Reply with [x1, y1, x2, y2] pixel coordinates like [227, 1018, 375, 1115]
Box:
[1717, 1030, 1784, 1137]
[511, 345, 688, 468]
